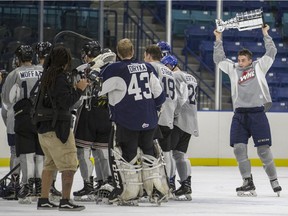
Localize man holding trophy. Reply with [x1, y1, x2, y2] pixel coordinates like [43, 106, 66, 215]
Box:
[213, 8, 282, 197]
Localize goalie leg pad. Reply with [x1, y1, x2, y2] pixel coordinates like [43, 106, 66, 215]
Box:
[142, 154, 169, 202]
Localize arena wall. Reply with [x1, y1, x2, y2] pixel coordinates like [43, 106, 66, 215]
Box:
[0, 109, 287, 167]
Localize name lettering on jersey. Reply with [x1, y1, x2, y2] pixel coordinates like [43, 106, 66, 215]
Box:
[238, 68, 255, 84]
[160, 67, 173, 76]
[19, 70, 42, 79]
[185, 75, 197, 83]
[128, 63, 147, 73]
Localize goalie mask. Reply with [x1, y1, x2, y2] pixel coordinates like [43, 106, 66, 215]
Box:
[156, 41, 171, 57]
[161, 55, 178, 70]
[12, 45, 33, 68]
[35, 41, 52, 62]
[81, 41, 102, 63]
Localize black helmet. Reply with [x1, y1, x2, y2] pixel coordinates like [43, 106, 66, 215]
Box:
[81, 41, 101, 60]
[14, 45, 33, 62]
[35, 41, 52, 59]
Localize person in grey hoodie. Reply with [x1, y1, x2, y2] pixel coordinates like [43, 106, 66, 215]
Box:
[213, 24, 282, 197]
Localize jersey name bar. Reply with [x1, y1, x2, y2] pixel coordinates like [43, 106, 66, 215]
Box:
[128, 63, 147, 73]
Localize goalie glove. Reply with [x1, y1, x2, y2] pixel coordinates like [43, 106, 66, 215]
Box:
[91, 50, 116, 72]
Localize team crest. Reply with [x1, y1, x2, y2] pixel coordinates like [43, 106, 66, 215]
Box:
[238, 68, 255, 84]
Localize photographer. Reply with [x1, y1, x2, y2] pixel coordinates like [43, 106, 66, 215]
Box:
[36, 46, 88, 211]
[73, 41, 116, 201]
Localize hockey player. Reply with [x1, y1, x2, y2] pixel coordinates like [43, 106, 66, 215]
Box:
[156, 41, 171, 57]
[143, 45, 178, 188]
[161, 55, 199, 201]
[1, 45, 45, 203]
[73, 41, 115, 201]
[99, 38, 169, 205]
[1, 71, 21, 200]
[35, 41, 62, 201]
[213, 24, 282, 197]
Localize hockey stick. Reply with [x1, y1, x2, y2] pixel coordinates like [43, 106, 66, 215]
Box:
[0, 163, 20, 185]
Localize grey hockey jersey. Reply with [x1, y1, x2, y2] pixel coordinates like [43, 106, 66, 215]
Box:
[1, 65, 43, 107]
[173, 70, 199, 137]
[150, 61, 178, 129]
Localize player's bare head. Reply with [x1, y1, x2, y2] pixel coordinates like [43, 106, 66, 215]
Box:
[117, 38, 134, 60]
[238, 49, 253, 68]
[144, 45, 162, 62]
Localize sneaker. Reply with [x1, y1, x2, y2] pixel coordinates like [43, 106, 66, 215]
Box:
[59, 199, 85, 211]
[37, 198, 58, 210]
[236, 175, 257, 197]
[270, 179, 282, 196]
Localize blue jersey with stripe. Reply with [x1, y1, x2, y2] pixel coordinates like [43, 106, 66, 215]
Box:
[99, 59, 165, 131]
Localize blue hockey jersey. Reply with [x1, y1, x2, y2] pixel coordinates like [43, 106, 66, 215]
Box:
[99, 59, 165, 131]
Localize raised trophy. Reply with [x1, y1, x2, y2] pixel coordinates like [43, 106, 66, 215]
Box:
[216, 8, 264, 32]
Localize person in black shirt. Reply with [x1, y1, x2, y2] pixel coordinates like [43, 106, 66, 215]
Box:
[36, 46, 88, 211]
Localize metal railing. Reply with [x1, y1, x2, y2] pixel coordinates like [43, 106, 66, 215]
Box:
[124, 1, 215, 109]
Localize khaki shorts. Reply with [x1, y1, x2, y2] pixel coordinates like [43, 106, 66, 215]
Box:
[38, 130, 78, 172]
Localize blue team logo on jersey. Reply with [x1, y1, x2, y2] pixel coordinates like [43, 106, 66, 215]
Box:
[142, 123, 149, 128]
[238, 68, 255, 84]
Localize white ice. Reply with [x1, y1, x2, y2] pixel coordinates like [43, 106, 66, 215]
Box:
[0, 166, 287, 216]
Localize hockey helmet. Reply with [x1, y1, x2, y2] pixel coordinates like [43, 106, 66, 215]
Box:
[14, 45, 33, 62]
[35, 41, 52, 59]
[156, 41, 171, 56]
[161, 55, 178, 69]
[81, 41, 102, 60]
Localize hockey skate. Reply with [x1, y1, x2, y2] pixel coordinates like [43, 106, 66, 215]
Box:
[173, 176, 192, 201]
[49, 180, 62, 202]
[236, 175, 257, 197]
[32, 178, 42, 202]
[18, 179, 34, 204]
[73, 177, 95, 201]
[270, 179, 282, 197]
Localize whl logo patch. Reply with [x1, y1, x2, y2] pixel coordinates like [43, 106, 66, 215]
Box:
[238, 69, 255, 84]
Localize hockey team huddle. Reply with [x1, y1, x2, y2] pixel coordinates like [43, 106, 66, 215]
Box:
[0, 24, 283, 211]
[0, 38, 199, 210]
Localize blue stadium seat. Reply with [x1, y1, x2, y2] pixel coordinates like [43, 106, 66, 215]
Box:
[262, 13, 275, 28]
[224, 41, 243, 56]
[277, 73, 288, 87]
[172, 9, 192, 36]
[185, 25, 210, 52]
[266, 72, 279, 87]
[199, 40, 214, 68]
[273, 87, 288, 101]
[190, 10, 213, 26]
[223, 1, 246, 12]
[275, 43, 288, 58]
[269, 102, 288, 112]
[271, 58, 288, 73]
[242, 41, 265, 56]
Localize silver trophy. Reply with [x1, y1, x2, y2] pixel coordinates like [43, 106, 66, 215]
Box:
[216, 8, 264, 32]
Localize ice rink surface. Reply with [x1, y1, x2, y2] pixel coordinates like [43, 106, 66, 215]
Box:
[0, 166, 287, 216]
